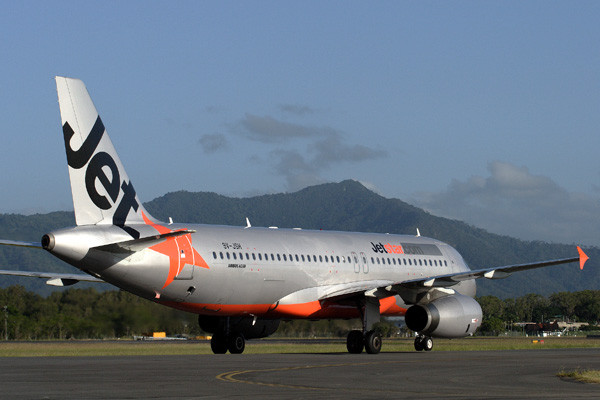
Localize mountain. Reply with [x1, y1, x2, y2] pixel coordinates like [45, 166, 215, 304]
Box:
[1, 180, 597, 298]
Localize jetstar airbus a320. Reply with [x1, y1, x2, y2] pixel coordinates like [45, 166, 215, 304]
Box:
[0, 77, 589, 354]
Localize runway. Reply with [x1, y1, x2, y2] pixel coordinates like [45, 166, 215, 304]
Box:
[1, 348, 599, 399]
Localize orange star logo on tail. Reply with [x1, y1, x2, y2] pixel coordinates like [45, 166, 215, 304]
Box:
[142, 212, 209, 288]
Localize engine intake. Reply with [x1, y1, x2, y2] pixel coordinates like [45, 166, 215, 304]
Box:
[405, 294, 482, 338]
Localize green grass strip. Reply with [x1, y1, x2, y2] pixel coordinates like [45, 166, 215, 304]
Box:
[0, 337, 599, 357]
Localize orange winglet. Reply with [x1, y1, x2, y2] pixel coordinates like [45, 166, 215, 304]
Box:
[577, 246, 589, 270]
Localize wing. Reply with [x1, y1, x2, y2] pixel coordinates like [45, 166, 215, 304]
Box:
[398, 246, 588, 289]
[317, 246, 589, 305]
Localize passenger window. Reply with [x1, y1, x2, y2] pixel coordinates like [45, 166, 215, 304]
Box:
[277, 254, 281, 261]
[271, 254, 275, 261]
[319, 255, 323, 263]
[226, 252, 230, 260]
[212, 251, 216, 259]
[219, 252, 224, 260]
[283, 254, 287, 261]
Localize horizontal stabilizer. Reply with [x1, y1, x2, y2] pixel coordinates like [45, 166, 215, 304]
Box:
[0, 269, 104, 286]
[0, 239, 42, 248]
[93, 229, 196, 253]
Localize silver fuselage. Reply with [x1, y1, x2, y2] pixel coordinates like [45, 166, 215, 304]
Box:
[47, 222, 476, 319]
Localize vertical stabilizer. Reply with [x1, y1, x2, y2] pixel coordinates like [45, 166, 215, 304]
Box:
[56, 77, 155, 231]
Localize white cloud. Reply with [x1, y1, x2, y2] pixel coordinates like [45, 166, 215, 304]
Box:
[411, 161, 600, 245]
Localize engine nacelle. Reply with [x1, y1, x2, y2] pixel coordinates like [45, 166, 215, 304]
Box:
[405, 294, 482, 338]
[198, 315, 280, 339]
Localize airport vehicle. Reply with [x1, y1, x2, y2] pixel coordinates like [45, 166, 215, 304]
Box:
[0, 77, 589, 354]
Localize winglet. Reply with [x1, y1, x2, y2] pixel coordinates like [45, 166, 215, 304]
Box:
[577, 246, 589, 270]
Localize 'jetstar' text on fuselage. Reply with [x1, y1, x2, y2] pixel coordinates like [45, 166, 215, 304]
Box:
[371, 242, 404, 254]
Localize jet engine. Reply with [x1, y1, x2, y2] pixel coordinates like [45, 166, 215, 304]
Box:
[198, 315, 280, 339]
[405, 294, 482, 338]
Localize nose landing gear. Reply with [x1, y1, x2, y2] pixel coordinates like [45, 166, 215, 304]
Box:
[414, 335, 433, 351]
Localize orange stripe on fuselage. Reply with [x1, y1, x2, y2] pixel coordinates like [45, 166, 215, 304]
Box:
[159, 296, 407, 319]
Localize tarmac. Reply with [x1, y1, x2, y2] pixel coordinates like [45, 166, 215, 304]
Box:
[1, 348, 599, 399]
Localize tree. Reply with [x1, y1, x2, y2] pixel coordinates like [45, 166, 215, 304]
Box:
[477, 296, 504, 319]
[479, 316, 505, 335]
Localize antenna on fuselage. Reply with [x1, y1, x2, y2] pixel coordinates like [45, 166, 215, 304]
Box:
[245, 218, 252, 229]
[416, 228, 421, 237]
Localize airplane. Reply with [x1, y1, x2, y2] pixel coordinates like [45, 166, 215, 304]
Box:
[0, 77, 589, 354]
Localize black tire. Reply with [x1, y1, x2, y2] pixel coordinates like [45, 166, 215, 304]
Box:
[210, 332, 228, 354]
[421, 336, 433, 352]
[364, 330, 382, 354]
[228, 333, 245, 354]
[414, 336, 424, 351]
[346, 330, 364, 354]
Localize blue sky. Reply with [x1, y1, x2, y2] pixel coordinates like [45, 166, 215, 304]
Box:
[1, 1, 599, 245]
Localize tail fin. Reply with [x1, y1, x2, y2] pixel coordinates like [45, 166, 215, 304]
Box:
[56, 77, 155, 231]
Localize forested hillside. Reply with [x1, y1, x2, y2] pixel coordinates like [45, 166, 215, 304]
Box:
[0, 180, 597, 298]
[1, 286, 598, 340]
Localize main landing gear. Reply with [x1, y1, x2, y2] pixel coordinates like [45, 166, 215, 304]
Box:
[210, 331, 245, 354]
[346, 329, 382, 354]
[414, 334, 433, 351]
[346, 297, 383, 354]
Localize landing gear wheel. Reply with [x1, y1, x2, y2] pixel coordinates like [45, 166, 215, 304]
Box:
[414, 336, 424, 351]
[364, 330, 382, 354]
[421, 336, 433, 352]
[414, 335, 433, 352]
[227, 333, 245, 354]
[210, 332, 228, 354]
[346, 330, 365, 354]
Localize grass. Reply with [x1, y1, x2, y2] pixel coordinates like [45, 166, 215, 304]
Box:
[0, 336, 599, 357]
[557, 368, 600, 384]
